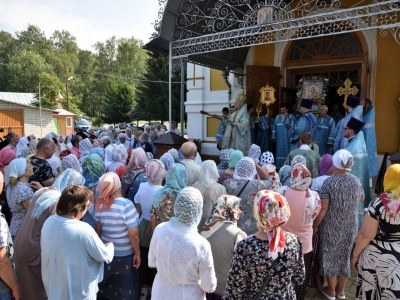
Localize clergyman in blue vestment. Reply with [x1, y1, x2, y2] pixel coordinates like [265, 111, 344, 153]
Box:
[313, 105, 336, 156]
[361, 99, 378, 177]
[256, 113, 274, 153]
[290, 98, 317, 152]
[272, 105, 295, 169]
[345, 117, 370, 227]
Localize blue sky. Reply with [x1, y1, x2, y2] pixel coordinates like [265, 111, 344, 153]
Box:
[0, 0, 161, 50]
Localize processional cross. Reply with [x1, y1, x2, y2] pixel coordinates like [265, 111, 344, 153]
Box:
[337, 78, 359, 108]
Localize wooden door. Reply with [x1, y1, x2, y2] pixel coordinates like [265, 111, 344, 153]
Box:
[0, 110, 24, 139]
[57, 118, 66, 136]
[246, 66, 280, 118]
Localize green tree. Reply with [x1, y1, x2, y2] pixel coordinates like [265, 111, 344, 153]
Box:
[0, 31, 18, 90]
[100, 80, 135, 124]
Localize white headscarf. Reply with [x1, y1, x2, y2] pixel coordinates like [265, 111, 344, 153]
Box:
[248, 144, 261, 163]
[333, 149, 354, 171]
[79, 139, 93, 162]
[196, 160, 220, 193]
[233, 157, 257, 181]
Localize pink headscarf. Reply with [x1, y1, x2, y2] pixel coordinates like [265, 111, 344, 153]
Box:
[0, 146, 16, 176]
[146, 159, 166, 184]
[128, 148, 147, 170]
[96, 172, 121, 211]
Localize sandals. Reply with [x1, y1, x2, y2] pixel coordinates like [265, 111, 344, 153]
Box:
[320, 287, 336, 300]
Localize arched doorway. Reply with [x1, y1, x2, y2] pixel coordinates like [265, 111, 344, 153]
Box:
[282, 32, 368, 113]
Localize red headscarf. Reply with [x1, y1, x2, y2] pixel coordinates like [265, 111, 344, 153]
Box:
[0, 146, 16, 176]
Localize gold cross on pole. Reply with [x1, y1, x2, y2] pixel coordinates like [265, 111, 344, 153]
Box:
[337, 78, 359, 108]
[187, 63, 205, 86]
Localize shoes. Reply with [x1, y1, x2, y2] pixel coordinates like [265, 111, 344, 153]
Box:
[336, 291, 346, 299]
[320, 286, 336, 300]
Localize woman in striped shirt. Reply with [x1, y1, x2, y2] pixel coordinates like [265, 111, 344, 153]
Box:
[95, 172, 140, 300]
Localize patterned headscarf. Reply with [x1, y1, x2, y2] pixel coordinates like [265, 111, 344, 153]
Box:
[82, 154, 105, 189]
[248, 144, 261, 163]
[153, 163, 188, 208]
[79, 139, 93, 163]
[32, 169, 85, 219]
[170, 187, 203, 229]
[160, 153, 174, 171]
[254, 190, 291, 260]
[233, 157, 257, 181]
[218, 149, 233, 170]
[319, 154, 333, 176]
[291, 155, 307, 166]
[228, 150, 244, 169]
[96, 172, 122, 211]
[196, 160, 220, 193]
[146, 159, 166, 184]
[90, 147, 105, 159]
[168, 148, 180, 163]
[61, 154, 80, 172]
[290, 163, 312, 191]
[380, 164, 400, 218]
[0, 146, 16, 176]
[259, 151, 274, 165]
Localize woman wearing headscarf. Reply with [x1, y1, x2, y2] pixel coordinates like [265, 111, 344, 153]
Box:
[96, 172, 141, 300]
[106, 144, 128, 178]
[0, 146, 15, 177]
[313, 149, 364, 300]
[5, 158, 42, 238]
[160, 153, 174, 171]
[311, 154, 333, 193]
[149, 187, 217, 300]
[224, 190, 305, 299]
[353, 164, 400, 299]
[277, 163, 321, 300]
[78, 138, 93, 163]
[193, 160, 227, 230]
[278, 154, 307, 188]
[167, 148, 180, 163]
[89, 146, 105, 159]
[13, 169, 85, 300]
[248, 144, 261, 164]
[151, 163, 188, 229]
[140, 132, 154, 154]
[223, 157, 273, 235]
[217, 149, 233, 170]
[134, 159, 165, 300]
[121, 148, 148, 202]
[217, 150, 243, 184]
[61, 154, 81, 172]
[200, 195, 247, 300]
[259, 151, 281, 190]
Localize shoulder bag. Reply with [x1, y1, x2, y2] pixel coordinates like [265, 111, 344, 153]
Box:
[255, 258, 278, 300]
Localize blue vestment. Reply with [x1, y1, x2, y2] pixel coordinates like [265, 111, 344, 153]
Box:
[272, 114, 295, 169]
[256, 115, 274, 153]
[216, 117, 229, 142]
[334, 105, 363, 151]
[290, 111, 317, 151]
[313, 116, 336, 156]
[362, 107, 378, 177]
[346, 132, 370, 227]
[249, 115, 255, 144]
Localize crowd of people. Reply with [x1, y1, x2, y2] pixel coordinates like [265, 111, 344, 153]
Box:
[0, 94, 394, 300]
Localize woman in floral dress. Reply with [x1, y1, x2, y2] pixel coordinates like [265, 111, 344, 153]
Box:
[223, 190, 305, 299]
[353, 164, 400, 300]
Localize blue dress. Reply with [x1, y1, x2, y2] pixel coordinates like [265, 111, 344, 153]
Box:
[272, 114, 295, 168]
[362, 107, 378, 177]
[313, 116, 336, 156]
[334, 105, 363, 151]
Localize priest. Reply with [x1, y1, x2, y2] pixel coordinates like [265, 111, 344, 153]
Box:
[313, 105, 336, 155]
[362, 98, 378, 177]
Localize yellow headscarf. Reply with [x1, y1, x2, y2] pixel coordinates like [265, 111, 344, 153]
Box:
[384, 164, 400, 194]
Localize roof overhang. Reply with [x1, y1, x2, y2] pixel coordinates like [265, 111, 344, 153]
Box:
[0, 99, 57, 113]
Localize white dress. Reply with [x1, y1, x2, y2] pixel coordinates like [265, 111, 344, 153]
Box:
[149, 222, 217, 300]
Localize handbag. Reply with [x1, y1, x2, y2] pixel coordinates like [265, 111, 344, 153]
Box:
[255, 258, 278, 300]
[307, 233, 324, 289]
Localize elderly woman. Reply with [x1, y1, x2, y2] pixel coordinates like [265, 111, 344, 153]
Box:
[134, 159, 165, 300]
[149, 187, 217, 299]
[14, 169, 84, 300]
[200, 195, 247, 300]
[61, 154, 81, 172]
[41, 185, 114, 300]
[140, 132, 154, 154]
[352, 164, 400, 299]
[167, 148, 180, 163]
[96, 172, 141, 300]
[160, 153, 174, 171]
[217, 149, 233, 170]
[122, 148, 148, 201]
[151, 163, 188, 229]
[248, 144, 261, 164]
[78, 138, 93, 163]
[313, 149, 364, 300]
[278, 163, 321, 300]
[5, 158, 42, 237]
[223, 157, 273, 235]
[311, 154, 333, 192]
[106, 144, 128, 178]
[224, 190, 305, 299]
[218, 150, 243, 184]
[193, 160, 227, 230]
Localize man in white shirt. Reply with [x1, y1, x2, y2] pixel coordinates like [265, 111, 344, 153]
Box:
[125, 128, 136, 149]
[166, 121, 181, 136]
[102, 136, 114, 168]
[180, 142, 201, 186]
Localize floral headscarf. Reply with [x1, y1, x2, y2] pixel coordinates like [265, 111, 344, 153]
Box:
[291, 155, 307, 166]
[229, 150, 244, 169]
[218, 149, 233, 170]
[170, 187, 203, 229]
[319, 154, 333, 176]
[248, 144, 261, 163]
[290, 163, 312, 191]
[254, 190, 291, 260]
[61, 154, 80, 172]
[233, 157, 257, 181]
[380, 164, 400, 218]
[196, 160, 220, 193]
[82, 154, 105, 189]
[259, 151, 274, 165]
[168, 148, 180, 163]
[160, 153, 174, 171]
[153, 163, 188, 208]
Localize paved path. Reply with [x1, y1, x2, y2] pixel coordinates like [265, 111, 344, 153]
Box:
[305, 270, 357, 300]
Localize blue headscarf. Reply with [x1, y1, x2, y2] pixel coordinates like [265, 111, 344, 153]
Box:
[160, 153, 174, 171]
[90, 147, 105, 159]
[31, 169, 85, 219]
[228, 150, 244, 169]
[82, 154, 105, 189]
[153, 163, 188, 208]
[5, 158, 27, 200]
[167, 148, 180, 163]
[279, 165, 291, 187]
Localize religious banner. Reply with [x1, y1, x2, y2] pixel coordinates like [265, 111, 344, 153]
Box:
[296, 76, 329, 113]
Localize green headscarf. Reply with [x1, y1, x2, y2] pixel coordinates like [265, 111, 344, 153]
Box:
[228, 150, 244, 169]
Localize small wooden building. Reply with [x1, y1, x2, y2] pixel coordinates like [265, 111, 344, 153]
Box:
[53, 92, 75, 137]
